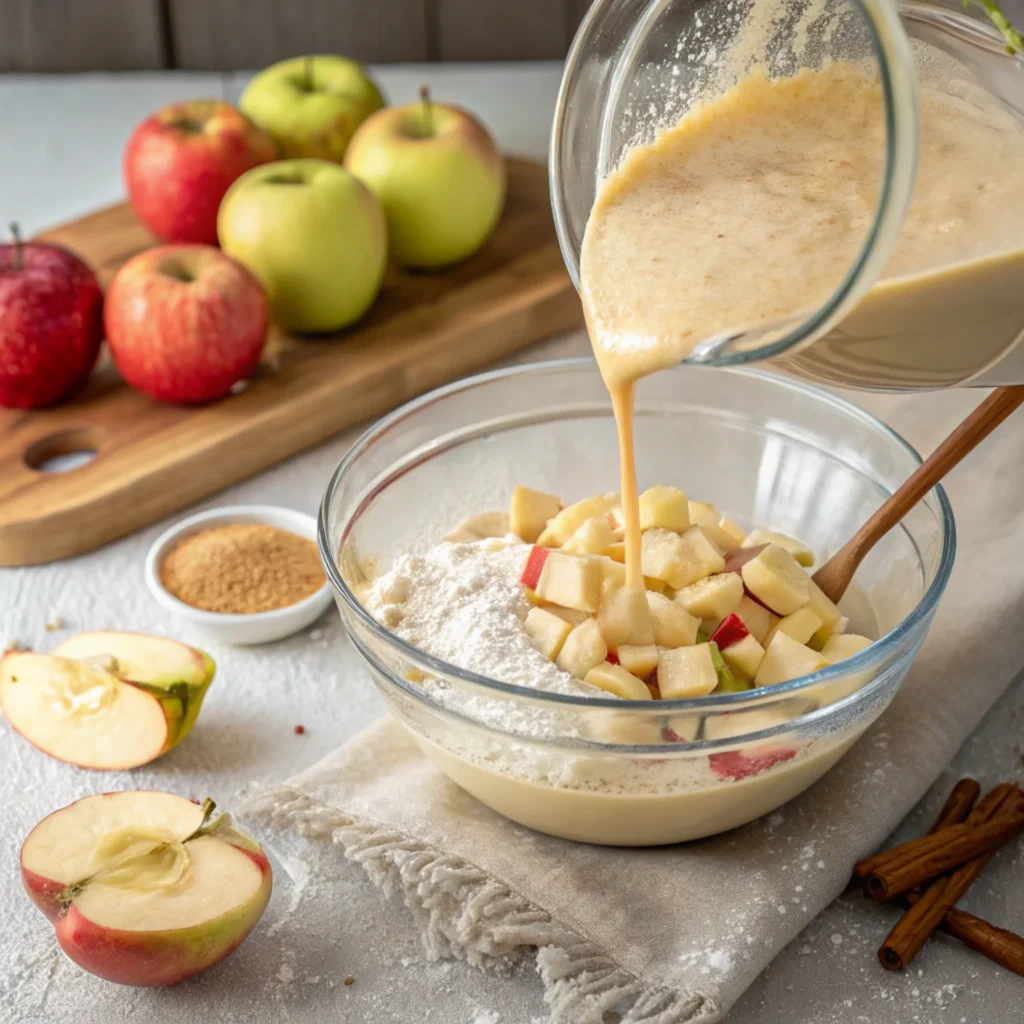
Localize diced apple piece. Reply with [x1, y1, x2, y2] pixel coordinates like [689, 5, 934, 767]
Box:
[742, 528, 814, 567]
[644, 576, 669, 594]
[698, 523, 742, 556]
[646, 592, 699, 648]
[735, 595, 778, 645]
[687, 503, 739, 552]
[703, 706, 797, 741]
[453, 511, 510, 540]
[524, 607, 573, 661]
[641, 526, 725, 590]
[537, 493, 619, 547]
[659, 643, 719, 699]
[709, 613, 749, 649]
[765, 606, 822, 647]
[534, 551, 602, 613]
[606, 507, 626, 531]
[617, 644, 660, 678]
[821, 633, 872, 664]
[754, 632, 829, 687]
[597, 556, 627, 591]
[664, 715, 701, 742]
[585, 662, 652, 701]
[718, 518, 747, 547]
[719, 634, 765, 680]
[741, 544, 810, 616]
[563, 517, 617, 556]
[606, 541, 626, 563]
[519, 546, 549, 591]
[687, 500, 720, 528]
[509, 487, 562, 543]
[556, 618, 608, 678]
[598, 586, 655, 651]
[639, 486, 690, 532]
[589, 711, 664, 744]
[541, 603, 591, 628]
[806, 579, 843, 632]
[675, 572, 743, 620]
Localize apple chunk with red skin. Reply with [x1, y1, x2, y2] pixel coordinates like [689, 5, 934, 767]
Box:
[0, 631, 214, 770]
[21, 791, 271, 986]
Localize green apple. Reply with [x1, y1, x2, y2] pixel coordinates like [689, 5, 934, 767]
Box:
[345, 88, 506, 269]
[239, 55, 384, 163]
[218, 158, 387, 333]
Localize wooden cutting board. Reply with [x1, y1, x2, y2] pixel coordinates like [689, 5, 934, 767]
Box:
[0, 158, 583, 567]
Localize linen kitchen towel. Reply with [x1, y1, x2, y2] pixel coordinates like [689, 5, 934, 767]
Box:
[242, 386, 1024, 1024]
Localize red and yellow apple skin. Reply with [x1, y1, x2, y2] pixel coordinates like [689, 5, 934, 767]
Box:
[22, 792, 273, 986]
[53, 846, 272, 987]
[104, 244, 268, 404]
[21, 863, 68, 923]
[124, 100, 278, 245]
[0, 236, 104, 409]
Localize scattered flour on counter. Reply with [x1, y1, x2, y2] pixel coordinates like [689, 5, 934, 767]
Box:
[363, 539, 594, 699]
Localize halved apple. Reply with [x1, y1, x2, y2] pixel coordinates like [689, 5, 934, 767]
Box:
[21, 791, 271, 986]
[0, 631, 214, 770]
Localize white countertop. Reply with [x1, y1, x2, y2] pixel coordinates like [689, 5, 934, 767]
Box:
[2, 64, 1021, 1024]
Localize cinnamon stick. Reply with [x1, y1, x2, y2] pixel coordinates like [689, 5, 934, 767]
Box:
[854, 778, 980, 881]
[865, 786, 1024, 901]
[879, 785, 1023, 970]
[901, 894, 1024, 977]
[931, 778, 983, 832]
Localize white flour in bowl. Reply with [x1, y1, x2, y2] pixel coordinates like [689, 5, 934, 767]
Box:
[362, 538, 595, 701]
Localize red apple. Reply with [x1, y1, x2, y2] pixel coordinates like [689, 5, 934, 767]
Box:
[104, 245, 268, 404]
[21, 791, 272, 986]
[0, 226, 103, 408]
[124, 100, 278, 245]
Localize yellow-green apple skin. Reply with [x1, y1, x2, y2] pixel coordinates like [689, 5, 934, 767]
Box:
[345, 98, 506, 268]
[218, 159, 387, 332]
[239, 55, 384, 163]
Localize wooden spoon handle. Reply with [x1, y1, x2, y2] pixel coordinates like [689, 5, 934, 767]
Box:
[812, 385, 1024, 604]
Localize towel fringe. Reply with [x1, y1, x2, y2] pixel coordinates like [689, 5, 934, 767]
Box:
[243, 785, 720, 1024]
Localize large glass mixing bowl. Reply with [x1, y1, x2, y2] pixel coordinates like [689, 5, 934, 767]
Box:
[551, 0, 1024, 387]
[320, 362, 955, 846]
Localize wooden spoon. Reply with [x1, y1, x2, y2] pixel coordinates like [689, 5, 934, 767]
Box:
[812, 385, 1024, 603]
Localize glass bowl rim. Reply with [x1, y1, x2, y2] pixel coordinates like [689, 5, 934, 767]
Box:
[318, 358, 956, 713]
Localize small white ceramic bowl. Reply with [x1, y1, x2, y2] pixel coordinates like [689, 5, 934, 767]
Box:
[145, 505, 333, 646]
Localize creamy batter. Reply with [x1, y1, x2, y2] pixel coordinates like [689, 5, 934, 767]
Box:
[582, 59, 1024, 601]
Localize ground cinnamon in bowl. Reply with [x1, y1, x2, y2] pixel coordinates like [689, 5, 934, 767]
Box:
[159, 523, 326, 614]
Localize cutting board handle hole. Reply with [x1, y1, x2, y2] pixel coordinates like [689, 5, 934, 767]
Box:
[24, 427, 104, 474]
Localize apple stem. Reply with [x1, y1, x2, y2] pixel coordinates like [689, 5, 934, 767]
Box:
[419, 85, 433, 137]
[304, 55, 314, 92]
[9, 222, 23, 271]
[183, 797, 219, 842]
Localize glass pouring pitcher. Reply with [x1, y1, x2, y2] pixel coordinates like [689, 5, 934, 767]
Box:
[551, 0, 1024, 390]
